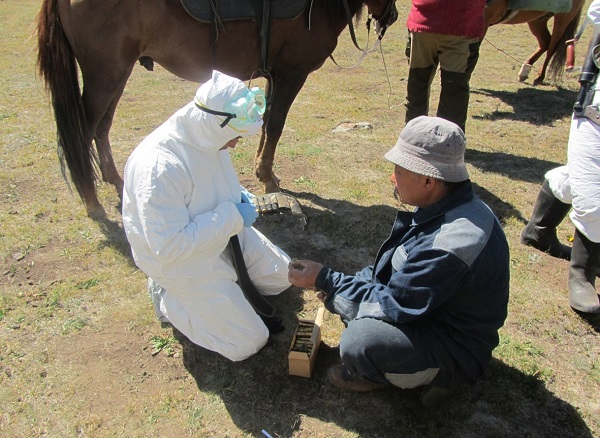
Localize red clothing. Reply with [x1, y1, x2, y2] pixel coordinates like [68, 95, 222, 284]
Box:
[407, 0, 486, 39]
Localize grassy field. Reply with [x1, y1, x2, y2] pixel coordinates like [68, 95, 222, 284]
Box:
[1, 0, 599, 437]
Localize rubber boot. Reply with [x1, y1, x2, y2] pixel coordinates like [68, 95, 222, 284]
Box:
[521, 180, 572, 260]
[568, 229, 600, 313]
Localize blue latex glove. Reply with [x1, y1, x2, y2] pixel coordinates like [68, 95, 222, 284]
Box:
[240, 188, 255, 204]
[235, 202, 258, 227]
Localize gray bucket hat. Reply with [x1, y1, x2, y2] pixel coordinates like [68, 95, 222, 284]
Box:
[385, 116, 469, 182]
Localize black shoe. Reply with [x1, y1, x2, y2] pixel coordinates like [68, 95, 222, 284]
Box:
[327, 364, 388, 392]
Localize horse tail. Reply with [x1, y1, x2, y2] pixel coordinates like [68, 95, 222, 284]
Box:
[36, 0, 98, 207]
[548, 11, 582, 84]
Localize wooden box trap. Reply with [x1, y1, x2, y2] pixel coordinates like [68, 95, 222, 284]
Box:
[288, 307, 325, 378]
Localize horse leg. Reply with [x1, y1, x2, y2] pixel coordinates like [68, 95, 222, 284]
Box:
[93, 77, 130, 197]
[533, 51, 553, 85]
[534, 17, 569, 86]
[522, 18, 551, 82]
[544, 3, 583, 84]
[255, 73, 308, 193]
[534, 21, 565, 86]
[78, 63, 135, 215]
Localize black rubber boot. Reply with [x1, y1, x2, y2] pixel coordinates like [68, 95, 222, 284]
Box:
[521, 180, 572, 260]
[568, 229, 600, 314]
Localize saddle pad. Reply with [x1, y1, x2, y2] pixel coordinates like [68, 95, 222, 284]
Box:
[507, 0, 572, 14]
[181, 0, 309, 23]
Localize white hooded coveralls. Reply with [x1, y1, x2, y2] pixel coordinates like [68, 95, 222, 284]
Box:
[545, 0, 600, 243]
[122, 72, 291, 361]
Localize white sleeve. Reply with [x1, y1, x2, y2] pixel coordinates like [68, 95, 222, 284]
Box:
[135, 164, 243, 266]
[588, 0, 600, 29]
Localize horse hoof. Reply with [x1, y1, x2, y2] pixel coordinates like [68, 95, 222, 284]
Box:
[532, 77, 544, 86]
[86, 204, 107, 220]
[264, 181, 281, 194]
[518, 63, 532, 82]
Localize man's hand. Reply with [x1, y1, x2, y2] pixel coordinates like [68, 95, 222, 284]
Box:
[287, 259, 324, 289]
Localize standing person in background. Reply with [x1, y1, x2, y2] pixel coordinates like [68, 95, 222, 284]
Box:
[122, 70, 292, 361]
[521, 0, 600, 314]
[404, 0, 486, 132]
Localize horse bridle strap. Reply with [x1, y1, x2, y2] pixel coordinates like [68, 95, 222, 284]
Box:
[342, 0, 364, 51]
[340, 0, 396, 53]
[376, 0, 397, 39]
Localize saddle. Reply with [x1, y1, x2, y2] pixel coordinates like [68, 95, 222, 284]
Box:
[180, 0, 311, 77]
[181, 0, 309, 23]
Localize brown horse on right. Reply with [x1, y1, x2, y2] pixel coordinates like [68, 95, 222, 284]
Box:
[486, 0, 585, 85]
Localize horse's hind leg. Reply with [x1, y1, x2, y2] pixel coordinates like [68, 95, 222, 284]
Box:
[524, 18, 551, 83]
[94, 78, 130, 197]
[79, 63, 134, 213]
[534, 20, 565, 86]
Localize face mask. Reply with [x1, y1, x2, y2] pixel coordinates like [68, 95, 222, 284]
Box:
[195, 87, 266, 130]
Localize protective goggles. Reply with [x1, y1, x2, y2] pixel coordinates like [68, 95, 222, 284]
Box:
[195, 87, 266, 129]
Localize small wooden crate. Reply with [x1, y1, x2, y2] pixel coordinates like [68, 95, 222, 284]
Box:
[288, 307, 325, 378]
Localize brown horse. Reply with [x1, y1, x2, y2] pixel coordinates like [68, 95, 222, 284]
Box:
[37, 0, 398, 216]
[485, 0, 585, 85]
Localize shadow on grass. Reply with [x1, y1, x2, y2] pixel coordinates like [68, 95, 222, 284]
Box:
[576, 312, 600, 334]
[472, 182, 527, 226]
[471, 87, 576, 125]
[91, 215, 138, 268]
[465, 149, 565, 185]
[154, 192, 591, 436]
[175, 324, 593, 437]
[86, 164, 533, 267]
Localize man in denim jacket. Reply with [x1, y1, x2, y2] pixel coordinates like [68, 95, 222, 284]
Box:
[289, 116, 509, 406]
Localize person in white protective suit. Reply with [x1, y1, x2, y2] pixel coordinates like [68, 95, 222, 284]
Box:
[122, 70, 292, 361]
[521, 0, 600, 314]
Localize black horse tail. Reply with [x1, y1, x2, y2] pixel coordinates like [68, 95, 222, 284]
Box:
[548, 9, 582, 84]
[36, 0, 99, 209]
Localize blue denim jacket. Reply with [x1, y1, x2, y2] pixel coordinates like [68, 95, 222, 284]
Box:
[316, 181, 510, 379]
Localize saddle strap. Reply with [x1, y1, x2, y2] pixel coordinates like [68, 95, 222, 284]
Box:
[260, 0, 270, 73]
[228, 234, 284, 333]
[209, 0, 225, 30]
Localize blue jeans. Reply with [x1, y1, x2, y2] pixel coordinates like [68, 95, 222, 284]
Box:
[339, 318, 466, 389]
